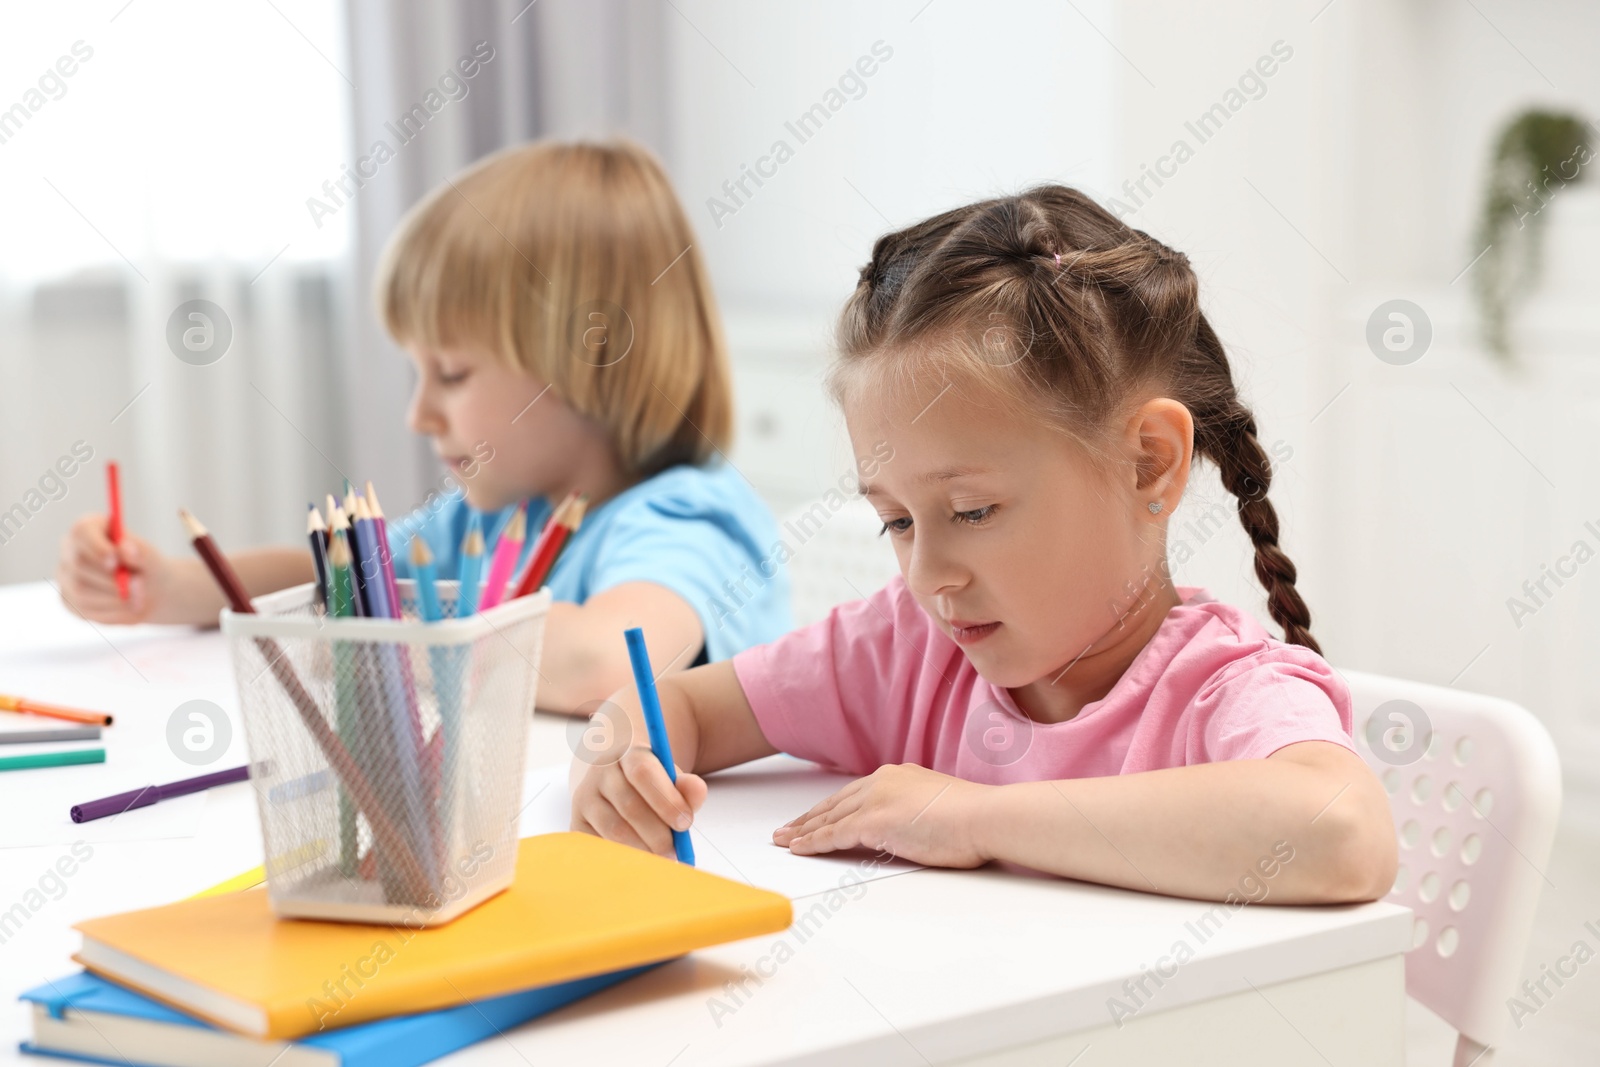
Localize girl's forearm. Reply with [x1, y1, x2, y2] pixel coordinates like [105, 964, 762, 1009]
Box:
[969, 752, 1396, 904]
[564, 661, 769, 780]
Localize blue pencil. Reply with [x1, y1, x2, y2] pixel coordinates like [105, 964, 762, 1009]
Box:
[623, 627, 694, 865]
[456, 516, 485, 618]
[413, 539, 443, 623]
[412, 536, 459, 848]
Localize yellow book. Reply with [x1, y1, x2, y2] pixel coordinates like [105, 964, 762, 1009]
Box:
[74, 833, 792, 1040]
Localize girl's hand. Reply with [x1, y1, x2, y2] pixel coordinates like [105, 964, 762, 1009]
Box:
[55, 513, 172, 625]
[570, 746, 708, 860]
[772, 764, 991, 868]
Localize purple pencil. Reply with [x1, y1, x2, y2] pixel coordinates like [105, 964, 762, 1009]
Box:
[70, 764, 250, 824]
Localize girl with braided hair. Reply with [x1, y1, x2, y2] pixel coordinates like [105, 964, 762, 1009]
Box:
[570, 186, 1397, 904]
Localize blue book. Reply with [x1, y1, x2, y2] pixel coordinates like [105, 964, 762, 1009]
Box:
[19, 966, 660, 1067]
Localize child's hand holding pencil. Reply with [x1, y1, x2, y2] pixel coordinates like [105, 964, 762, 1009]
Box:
[55, 512, 169, 624]
[570, 746, 707, 861]
[58, 474, 318, 627]
[570, 628, 707, 863]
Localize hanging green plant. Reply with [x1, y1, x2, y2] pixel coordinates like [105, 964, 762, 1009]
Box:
[1472, 108, 1593, 360]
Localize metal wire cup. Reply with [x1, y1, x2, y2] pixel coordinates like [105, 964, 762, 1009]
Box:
[222, 580, 549, 926]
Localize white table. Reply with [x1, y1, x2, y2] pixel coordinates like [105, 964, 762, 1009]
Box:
[0, 582, 1411, 1065]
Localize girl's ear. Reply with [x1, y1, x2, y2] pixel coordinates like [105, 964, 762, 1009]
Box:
[1128, 398, 1194, 509]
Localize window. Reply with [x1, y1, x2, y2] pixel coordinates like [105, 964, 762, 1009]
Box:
[0, 0, 351, 282]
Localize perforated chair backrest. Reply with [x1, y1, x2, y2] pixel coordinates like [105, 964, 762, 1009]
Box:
[1345, 669, 1561, 1053]
[782, 496, 902, 627]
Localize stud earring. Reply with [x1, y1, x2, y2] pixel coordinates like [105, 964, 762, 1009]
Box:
[1147, 501, 1163, 515]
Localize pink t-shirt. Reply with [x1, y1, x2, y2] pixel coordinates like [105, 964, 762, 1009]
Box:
[732, 578, 1355, 784]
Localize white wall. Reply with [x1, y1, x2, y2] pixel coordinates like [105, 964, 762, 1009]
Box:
[663, 0, 1114, 511]
[1316, 0, 1600, 784]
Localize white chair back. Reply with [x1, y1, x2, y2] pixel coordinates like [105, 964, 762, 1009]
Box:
[1346, 670, 1562, 1066]
[782, 496, 902, 627]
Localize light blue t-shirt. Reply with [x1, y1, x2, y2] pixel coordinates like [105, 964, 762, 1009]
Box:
[385, 462, 792, 665]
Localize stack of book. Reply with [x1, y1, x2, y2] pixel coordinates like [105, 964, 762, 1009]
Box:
[19, 833, 792, 1066]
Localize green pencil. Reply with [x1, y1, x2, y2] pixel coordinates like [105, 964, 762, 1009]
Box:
[329, 530, 361, 877]
[0, 748, 105, 772]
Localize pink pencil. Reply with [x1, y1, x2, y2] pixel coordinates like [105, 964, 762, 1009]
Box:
[477, 505, 527, 611]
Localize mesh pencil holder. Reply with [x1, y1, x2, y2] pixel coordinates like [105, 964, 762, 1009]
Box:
[221, 580, 550, 926]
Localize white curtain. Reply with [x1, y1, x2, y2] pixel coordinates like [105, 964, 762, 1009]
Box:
[0, 0, 669, 585]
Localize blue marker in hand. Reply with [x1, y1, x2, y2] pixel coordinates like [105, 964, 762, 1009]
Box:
[624, 627, 695, 865]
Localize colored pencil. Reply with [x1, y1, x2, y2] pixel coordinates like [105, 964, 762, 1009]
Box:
[354, 498, 430, 809]
[0, 748, 104, 773]
[0, 724, 100, 745]
[71, 764, 250, 823]
[478, 506, 527, 611]
[106, 461, 129, 601]
[509, 491, 573, 597]
[0, 694, 113, 727]
[180, 508, 431, 901]
[327, 531, 362, 876]
[623, 627, 694, 866]
[177, 510, 252, 611]
[331, 528, 427, 891]
[307, 503, 330, 613]
[412, 537, 442, 624]
[327, 529, 359, 617]
[329, 506, 367, 617]
[456, 519, 486, 617]
[537, 489, 580, 539]
[344, 506, 435, 873]
[351, 496, 392, 619]
[366, 482, 404, 619]
[413, 537, 453, 838]
[342, 485, 373, 617]
[512, 493, 587, 600]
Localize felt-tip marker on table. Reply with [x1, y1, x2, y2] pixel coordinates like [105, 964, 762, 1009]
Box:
[623, 627, 695, 866]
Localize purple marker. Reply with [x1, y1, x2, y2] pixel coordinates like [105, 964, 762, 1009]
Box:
[70, 764, 251, 824]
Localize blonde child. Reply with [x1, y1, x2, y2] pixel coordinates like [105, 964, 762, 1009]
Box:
[570, 185, 1397, 904]
[55, 139, 790, 715]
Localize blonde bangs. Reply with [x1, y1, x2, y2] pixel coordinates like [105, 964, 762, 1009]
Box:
[375, 139, 732, 476]
[377, 170, 523, 361]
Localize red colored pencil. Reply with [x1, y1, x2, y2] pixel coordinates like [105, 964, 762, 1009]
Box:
[511, 494, 587, 600]
[106, 462, 129, 601]
[509, 490, 575, 590]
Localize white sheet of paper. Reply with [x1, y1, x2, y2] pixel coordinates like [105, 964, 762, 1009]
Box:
[0, 584, 246, 849]
[521, 754, 922, 900]
[0, 742, 210, 848]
